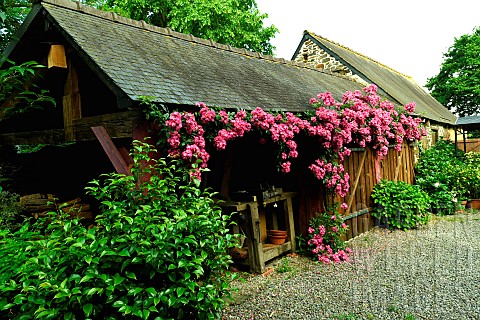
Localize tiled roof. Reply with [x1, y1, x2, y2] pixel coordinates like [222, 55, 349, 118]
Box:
[297, 31, 457, 124]
[10, 0, 368, 113]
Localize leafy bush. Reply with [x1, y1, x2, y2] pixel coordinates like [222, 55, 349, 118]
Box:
[415, 140, 463, 214]
[462, 152, 480, 199]
[0, 141, 236, 319]
[372, 180, 431, 230]
[307, 203, 351, 263]
[0, 190, 24, 232]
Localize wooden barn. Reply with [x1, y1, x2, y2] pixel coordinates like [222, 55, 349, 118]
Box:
[0, 0, 447, 272]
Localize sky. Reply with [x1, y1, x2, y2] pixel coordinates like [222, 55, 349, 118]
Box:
[255, 0, 480, 88]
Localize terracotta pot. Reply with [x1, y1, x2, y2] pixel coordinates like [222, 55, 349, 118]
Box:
[467, 199, 480, 210]
[269, 234, 287, 245]
[268, 230, 287, 236]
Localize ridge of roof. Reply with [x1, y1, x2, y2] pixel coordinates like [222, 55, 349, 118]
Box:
[39, 0, 359, 84]
[305, 30, 413, 80]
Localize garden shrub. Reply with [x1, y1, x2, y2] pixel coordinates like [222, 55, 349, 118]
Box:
[0, 141, 236, 319]
[372, 180, 431, 230]
[415, 139, 463, 214]
[0, 189, 24, 233]
[461, 152, 480, 200]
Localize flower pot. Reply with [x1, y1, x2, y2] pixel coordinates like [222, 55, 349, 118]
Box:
[467, 199, 480, 210]
[268, 229, 287, 236]
[268, 234, 287, 245]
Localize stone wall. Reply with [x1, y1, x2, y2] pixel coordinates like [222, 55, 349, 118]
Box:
[294, 39, 368, 86]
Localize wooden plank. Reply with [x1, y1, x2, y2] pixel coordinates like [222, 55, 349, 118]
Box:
[361, 149, 368, 211]
[345, 150, 367, 216]
[263, 242, 292, 262]
[91, 126, 132, 176]
[393, 146, 403, 182]
[352, 215, 358, 237]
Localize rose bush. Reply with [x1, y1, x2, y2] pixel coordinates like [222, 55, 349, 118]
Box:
[146, 84, 426, 202]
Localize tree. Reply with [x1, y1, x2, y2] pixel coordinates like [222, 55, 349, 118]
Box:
[1, 0, 278, 56]
[0, 0, 32, 52]
[425, 27, 480, 117]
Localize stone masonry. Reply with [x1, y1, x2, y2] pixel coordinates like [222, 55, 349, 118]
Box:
[294, 39, 368, 86]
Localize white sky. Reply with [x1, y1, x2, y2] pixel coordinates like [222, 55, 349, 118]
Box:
[255, 0, 480, 88]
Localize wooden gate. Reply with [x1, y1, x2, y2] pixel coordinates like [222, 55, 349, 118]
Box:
[340, 143, 416, 239]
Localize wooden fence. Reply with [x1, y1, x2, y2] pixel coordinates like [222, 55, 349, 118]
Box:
[340, 143, 416, 239]
[456, 139, 480, 153]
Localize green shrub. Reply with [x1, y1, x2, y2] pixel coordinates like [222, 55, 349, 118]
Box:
[415, 140, 463, 214]
[462, 152, 480, 199]
[0, 141, 236, 319]
[372, 180, 431, 230]
[0, 190, 24, 232]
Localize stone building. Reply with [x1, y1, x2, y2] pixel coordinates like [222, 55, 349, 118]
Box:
[292, 31, 457, 149]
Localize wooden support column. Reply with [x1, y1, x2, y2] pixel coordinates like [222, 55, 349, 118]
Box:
[63, 55, 82, 141]
[284, 196, 296, 252]
[247, 202, 265, 273]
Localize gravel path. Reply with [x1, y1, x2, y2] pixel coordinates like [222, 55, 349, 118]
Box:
[222, 212, 480, 320]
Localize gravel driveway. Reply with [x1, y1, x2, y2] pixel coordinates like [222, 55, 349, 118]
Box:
[222, 212, 480, 320]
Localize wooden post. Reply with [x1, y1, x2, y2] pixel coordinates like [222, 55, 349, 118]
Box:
[63, 56, 82, 141]
[284, 196, 296, 252]
[247, 202, 265, 273]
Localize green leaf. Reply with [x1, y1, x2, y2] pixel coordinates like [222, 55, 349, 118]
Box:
[112, 300, 124, 307]
[176, 287, 185, 297]
[113, 274, 125, 286]
[83, 303, 93, 317]
[145, 287, 157, 297]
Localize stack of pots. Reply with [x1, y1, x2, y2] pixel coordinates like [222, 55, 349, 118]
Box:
[268, 230, 288, 245]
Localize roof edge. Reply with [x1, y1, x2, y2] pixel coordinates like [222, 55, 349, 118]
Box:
[305, 30, 413, 80]
[39, 0, 359, 84]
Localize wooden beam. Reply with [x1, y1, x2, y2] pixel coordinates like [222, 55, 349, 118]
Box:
[63, 56, 82, 141]
[74, 110, 139, 141]
[0, 129, 66, 145]
[48, 45, 67, 69]
[91, 126, 132, 176]
[0, 111, 140, 145]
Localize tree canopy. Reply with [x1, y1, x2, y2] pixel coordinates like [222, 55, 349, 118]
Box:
[425, 27, 480, 117]
[1, 0, 278, 56]
[0, 0, 32, 52]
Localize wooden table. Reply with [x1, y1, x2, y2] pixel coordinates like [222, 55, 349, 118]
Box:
[220, 192, 296, 273]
